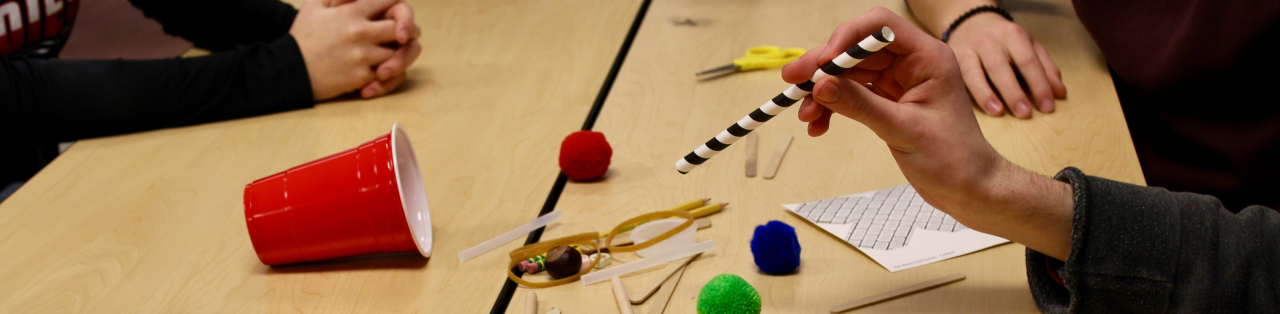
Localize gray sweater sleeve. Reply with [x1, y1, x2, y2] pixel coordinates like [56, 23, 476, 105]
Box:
[1026, 167, 1280, 313]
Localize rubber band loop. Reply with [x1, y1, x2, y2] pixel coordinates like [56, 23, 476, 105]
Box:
[604, 210, 695, 253]
[504, 210, 695, 288]
[507, 232, 599, 288]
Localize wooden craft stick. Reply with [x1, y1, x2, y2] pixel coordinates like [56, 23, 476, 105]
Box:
[744, 133, 758, 177]
[525, 291, 537, 314]
[762, 134, 793, 179]
[696, 217, 711, 229]
[612, 277, 636, 314]
[646, 260, 689, 314]
[829, 273, 966, 313]
[630, 253, 701, 304]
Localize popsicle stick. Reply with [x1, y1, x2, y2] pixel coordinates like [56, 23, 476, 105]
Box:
[762, 134, 793, 179]
[646, 261, 689, 314]
[829, 273, 966, 313]
[630, 253, 700, 304]
[695, 218, 711, 229]
[744, 133, 758, 177]
[612, 277, 635, 314]
[525, 291, 537, 314]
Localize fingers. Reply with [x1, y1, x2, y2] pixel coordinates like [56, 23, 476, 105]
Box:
[841, 68, 881, 84]
[782, 44, 826, 84]
[810, 75, 900, 131]
[352, 0, 400, 18]
[1034, 42, 1067, 98]
[1004, 37, 1056, 113]
[808, 108, 833, 137]
[360, 20, 399, 44]
[358, 45, 397, 65]
[957, 51, 1003, 116]
[786, 7, 941, 83]
[826, 7, 941, 60]
[975, 45, 1032, 118]
[375, 39, 422, 80]
[797, 97, 824, 122]
[798, 96, 834, 136]
[361, 73, 407, 98]
[384, 2, 419, 44]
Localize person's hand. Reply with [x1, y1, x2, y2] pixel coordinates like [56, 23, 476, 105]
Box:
[783, 7, 1074, 259]
[291, 0, 422, 100]
[363, 1, 422, 98]
[326, 0, 423, 98]
[947, 14, 1065, 118]
[785, 7, 1002, 218]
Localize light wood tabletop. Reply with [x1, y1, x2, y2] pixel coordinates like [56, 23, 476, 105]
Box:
[510, 0, 1142, 314]
[0, 0, 640, 312]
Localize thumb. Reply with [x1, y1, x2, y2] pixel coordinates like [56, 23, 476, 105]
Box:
[810, 75, 900, 130]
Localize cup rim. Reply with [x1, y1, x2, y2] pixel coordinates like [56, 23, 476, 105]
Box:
[391, 123, 434, 258]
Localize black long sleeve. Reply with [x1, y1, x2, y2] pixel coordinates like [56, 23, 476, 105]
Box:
[0, 36, 313, 182]
[128, 0, 299, 51]
[1026, 167, 1280, 313]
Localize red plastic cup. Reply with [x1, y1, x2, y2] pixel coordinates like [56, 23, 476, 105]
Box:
[243, 123, 432, 265]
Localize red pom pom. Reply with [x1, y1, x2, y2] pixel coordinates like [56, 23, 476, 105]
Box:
[559, 131, 612, 181]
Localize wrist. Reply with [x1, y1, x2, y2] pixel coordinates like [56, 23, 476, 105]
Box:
[909, 0, 999, 36]
[946, 13, 1013, 43]
[969, 162, 1075, 259]
[941, 6, 1013, 43]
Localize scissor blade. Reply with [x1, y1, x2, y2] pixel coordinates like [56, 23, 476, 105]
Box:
[696, 64, 737, 76]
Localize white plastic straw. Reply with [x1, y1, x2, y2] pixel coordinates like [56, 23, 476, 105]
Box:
[457, 211, 562, 261]
[580, 240, 715, 285]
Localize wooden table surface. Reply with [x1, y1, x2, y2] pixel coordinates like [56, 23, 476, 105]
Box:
[0, 0, 640, 312]
[511, 0, 1142, 314]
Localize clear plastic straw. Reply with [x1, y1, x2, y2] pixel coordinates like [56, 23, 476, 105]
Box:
[580, 240, 715, 285]
[458, 211, 562, 261]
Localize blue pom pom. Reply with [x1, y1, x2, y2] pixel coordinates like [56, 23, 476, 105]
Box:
[750, 220, 801, 274]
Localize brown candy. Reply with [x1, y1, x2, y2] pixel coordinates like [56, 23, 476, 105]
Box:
[545, 245, 583, 279]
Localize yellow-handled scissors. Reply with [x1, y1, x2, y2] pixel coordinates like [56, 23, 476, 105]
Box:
[697, 46, 807, 77]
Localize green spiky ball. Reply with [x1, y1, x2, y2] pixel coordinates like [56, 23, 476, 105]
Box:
[697, 274, 761, 314]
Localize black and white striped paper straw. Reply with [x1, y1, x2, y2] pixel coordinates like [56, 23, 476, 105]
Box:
[677, 27, 895, 174]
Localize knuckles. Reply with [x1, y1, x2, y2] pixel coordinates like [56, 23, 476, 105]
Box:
[996, 22, 1028, 39]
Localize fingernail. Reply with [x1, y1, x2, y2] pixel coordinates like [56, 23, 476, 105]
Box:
[814, 82, 839, 103]
[1016, 101, 1031, 117]
[399, 30, 409, 42]
[985, 101, 1002, 115]
[1039, 98, 1055, 112]
[380, 68, 391, 78]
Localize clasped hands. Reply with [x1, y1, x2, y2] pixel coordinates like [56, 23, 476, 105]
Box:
[291, 0, 423, 100]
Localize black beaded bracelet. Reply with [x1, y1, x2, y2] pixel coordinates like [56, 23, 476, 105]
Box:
[941, 5, 1013, 43]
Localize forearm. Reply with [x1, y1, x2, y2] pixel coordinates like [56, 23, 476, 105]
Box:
[129, 0, 297, 51]
[958, 160, 1073, 260]
[905, 0, 998, 36]
[1, 36, 313, 144]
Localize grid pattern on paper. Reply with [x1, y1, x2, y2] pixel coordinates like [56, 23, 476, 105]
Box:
[793, 184, 968, 251]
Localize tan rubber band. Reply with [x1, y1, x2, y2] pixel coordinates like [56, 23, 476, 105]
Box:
[605, 211, 694, 253]
[507, 232, 599, 288]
